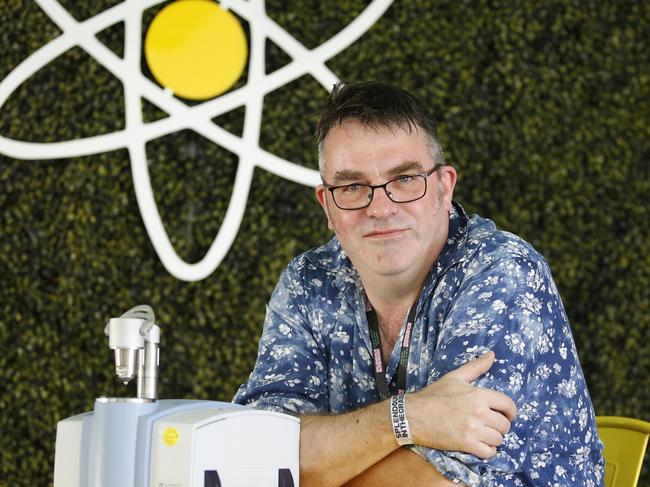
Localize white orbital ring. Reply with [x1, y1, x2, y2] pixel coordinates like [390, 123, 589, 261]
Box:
[0, 0, 393, 281]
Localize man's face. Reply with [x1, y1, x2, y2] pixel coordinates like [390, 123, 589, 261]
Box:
[316, 121, 457, 281]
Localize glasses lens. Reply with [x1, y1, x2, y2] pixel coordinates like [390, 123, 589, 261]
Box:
[332, 185, 372, 209]
[385, 176, 426, 202]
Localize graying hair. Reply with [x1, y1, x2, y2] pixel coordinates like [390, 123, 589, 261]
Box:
[315, 81, 447, 178]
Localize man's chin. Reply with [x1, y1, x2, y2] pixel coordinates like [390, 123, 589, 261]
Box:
[346, 254, 406, 277]
[368, 261, 411, 277]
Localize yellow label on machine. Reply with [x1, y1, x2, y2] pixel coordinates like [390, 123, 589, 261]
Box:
[162, 427, 180, 446]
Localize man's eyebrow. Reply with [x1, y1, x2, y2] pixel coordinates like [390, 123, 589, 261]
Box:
[385, 161, 425, 176]
[331, 169, 365, 183]
[331, 161, 426, 184]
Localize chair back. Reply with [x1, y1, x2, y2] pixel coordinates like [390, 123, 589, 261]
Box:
[596, 416, 650, 487]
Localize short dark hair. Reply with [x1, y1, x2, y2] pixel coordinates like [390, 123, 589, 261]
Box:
[316, 81, 446, 175]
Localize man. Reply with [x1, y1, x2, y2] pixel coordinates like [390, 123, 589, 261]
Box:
[234, 81, 604, 486]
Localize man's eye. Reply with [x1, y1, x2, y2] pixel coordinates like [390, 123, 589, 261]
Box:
[343, 184, 363, 192]
[397, 175, 415, 184]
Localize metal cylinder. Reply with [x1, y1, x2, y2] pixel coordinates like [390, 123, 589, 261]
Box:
[137, 341, 159, 400]
[107, 318, 145, 384]
[113, 348, 138, 383]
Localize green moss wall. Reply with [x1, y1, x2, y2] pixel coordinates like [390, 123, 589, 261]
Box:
[1, 1, 648, 484]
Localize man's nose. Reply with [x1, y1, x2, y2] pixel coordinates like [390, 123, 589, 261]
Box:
[365, 187, 398, 218]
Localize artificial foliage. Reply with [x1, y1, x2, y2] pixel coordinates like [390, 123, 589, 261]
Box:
[1, 0, 649, 484]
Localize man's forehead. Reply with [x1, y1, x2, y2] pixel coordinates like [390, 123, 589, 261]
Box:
[322, 121, 431, 181]
[321, 120, 431, 160]
[332, 119, 422, 138]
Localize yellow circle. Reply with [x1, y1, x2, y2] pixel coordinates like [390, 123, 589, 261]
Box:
[162, 427, 180, 446]
[144, 0, 248, 100]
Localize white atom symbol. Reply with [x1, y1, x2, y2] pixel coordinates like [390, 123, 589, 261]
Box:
[0, 0, 393, 281]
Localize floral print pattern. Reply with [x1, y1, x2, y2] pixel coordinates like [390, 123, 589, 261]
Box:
[234, 202, 604, 486]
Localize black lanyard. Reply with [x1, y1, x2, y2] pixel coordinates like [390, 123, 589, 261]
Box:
[366, 303, 417, 401]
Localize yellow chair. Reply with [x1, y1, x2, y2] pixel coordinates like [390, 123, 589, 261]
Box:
[597, 416, 650, 487]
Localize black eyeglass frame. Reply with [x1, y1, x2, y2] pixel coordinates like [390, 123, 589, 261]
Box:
[322, 163, 444, 210]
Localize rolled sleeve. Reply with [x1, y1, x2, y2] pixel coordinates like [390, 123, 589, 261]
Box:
[233, 261, 330, 415]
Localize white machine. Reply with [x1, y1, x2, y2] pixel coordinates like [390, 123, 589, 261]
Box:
[53, 305, 300, 487]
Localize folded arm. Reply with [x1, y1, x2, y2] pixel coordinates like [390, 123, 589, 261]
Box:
[342, 447, 458, 487]
[299, 351, 515, 487]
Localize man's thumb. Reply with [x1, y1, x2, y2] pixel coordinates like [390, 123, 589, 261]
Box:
[449, 350, 495, 382]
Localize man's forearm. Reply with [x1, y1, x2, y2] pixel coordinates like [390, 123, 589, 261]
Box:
[300, 399, 398, 487]
[343, 448, 462, 487]
[298, 352, 514, 486]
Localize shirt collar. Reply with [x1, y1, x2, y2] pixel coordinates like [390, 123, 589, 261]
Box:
[418, 201, 470, 301]
[307, 237, 361, 295]
[436, 200, 470, 274]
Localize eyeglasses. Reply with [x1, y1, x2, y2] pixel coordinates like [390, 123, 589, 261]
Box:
[323, 164, 443, 210]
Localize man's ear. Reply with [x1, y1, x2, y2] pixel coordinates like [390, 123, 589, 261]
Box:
[315, 185, 335, 231]
[439, 165, 458, 212]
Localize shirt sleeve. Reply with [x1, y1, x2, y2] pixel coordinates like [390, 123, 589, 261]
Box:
[233, 259, 330, 414]
[411, 256, 604, 486]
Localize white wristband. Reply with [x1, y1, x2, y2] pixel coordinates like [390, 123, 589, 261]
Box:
[390, 393, 414, 446]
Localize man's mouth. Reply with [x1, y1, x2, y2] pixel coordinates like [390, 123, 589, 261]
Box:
[363, 228, 408, 238]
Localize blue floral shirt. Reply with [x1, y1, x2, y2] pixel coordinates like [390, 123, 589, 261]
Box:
[234, 202, 604, 486]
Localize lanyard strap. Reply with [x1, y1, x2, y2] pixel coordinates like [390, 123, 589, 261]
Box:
[367, 303, 417, 401]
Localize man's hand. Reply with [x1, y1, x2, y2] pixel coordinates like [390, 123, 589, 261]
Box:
[407, 351, 516, 458]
